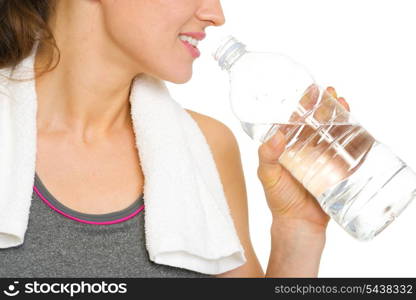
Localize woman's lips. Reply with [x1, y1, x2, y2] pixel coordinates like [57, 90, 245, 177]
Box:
[180, 40, 200, 59]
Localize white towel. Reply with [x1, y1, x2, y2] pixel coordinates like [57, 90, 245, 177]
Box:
[0, 41, 246, 275]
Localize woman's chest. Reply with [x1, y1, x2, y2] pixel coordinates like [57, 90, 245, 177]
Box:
[35, 130, 144, 214]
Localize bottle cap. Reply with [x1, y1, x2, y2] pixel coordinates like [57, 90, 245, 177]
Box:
[211, 35, 247, 70]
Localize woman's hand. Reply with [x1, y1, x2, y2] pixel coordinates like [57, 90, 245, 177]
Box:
[257, 86, 350, 231]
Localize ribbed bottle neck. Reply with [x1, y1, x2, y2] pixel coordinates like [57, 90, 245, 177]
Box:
[213, 36, 247, 71]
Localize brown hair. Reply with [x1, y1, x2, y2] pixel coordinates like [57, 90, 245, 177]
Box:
[0, 0, 59, 81]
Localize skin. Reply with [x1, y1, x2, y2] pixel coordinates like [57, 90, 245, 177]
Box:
[34, 0, 225, 213]
[35, 0, 225, 141]
[259, 86, 351, 227]
[213, 87, 349, 277]
[34, 0, 350, 277]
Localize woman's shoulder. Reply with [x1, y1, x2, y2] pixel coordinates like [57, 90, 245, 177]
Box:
[185, 109, 237, 148]
[184, 108, 241, 176]
[184, 108, 264, 277]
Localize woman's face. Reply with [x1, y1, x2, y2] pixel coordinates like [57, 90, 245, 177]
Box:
[100, 0, 226, 83]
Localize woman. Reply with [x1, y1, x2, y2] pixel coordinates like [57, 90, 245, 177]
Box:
[0, 0, 349, 277]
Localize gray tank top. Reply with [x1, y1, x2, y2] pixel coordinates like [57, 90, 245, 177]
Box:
[0, 172, 212, 278]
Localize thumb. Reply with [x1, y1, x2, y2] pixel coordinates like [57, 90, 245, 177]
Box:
[257, 129, 287, 190]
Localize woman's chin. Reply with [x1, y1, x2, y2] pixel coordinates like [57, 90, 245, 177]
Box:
[170, 77, 192, 84]
[164, 69, 193, 84]
[145, 64, 193, 84]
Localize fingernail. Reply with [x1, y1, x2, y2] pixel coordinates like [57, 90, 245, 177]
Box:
[327, 86, 337, 98]
[338, 97, 350, 110]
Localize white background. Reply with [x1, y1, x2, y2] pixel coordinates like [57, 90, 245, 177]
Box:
[167, 0, 416, 277]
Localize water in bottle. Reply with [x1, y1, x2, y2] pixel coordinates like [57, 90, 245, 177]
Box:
[212, 35, 416, 241]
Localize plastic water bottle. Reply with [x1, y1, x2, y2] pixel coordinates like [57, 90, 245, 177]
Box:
[212, 35, 416, 241]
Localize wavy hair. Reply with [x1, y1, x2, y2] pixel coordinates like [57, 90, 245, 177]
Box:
[0, 0, 59, 81]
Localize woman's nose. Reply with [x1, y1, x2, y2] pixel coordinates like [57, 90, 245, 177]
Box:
[197, 0, 226, 27]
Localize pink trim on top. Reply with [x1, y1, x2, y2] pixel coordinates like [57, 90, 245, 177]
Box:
[33, 185, 144, 225]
